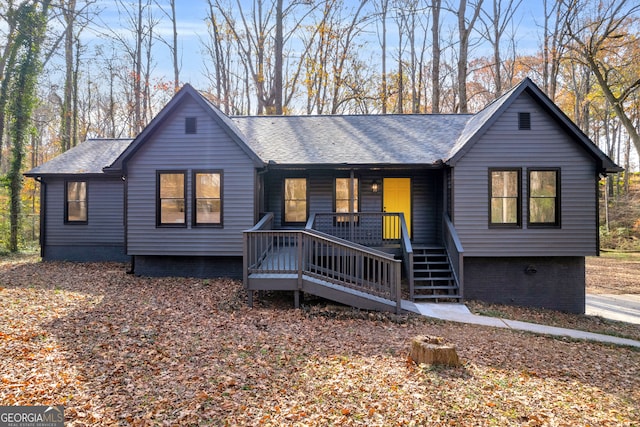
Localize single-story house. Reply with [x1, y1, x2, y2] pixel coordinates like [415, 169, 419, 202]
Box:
[25, 78, 621, 314]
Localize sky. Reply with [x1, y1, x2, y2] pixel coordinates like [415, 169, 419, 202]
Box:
[84, 0, 548, 89]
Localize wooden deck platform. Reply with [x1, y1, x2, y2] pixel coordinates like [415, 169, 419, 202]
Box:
[243, 212, 463, 312]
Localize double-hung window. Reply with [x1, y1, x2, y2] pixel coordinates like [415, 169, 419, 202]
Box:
[194, 171, 222, 226]
[335, 178, 359, 223]
[284, 177, 308, 224]
[65, 181, 87, 223]
[158, 171, 186, 226]
[528, 169, 560, 227]
[489, 169, 521, 227]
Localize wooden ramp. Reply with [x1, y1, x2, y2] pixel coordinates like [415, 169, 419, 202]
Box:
[244, 213, 465, 313]
[247, 272, 402, 312]
[244, 229, 403, 313]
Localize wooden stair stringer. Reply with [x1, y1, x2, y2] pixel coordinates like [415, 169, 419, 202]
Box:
[301, 275, 401, 313]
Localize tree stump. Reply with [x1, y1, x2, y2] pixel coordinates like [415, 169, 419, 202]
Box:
[409, 335, 460, 367]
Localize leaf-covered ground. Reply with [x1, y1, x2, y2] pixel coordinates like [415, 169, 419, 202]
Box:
[467, 254, 640, 342]
[586, 252, 640, 295]
[1, 256, 639, 426]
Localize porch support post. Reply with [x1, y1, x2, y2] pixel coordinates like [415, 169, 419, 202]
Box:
[350, 170, 355, 241]
[458, 252, 464, 300]
[296, 232, 304, 309]
[395, 261, 402, 314]
[243, 232, 253, 307]
[294, 290, 300, 309]
[297, 232, 304, 287]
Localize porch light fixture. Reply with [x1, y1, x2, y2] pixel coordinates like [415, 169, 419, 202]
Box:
[371, 180, 379, 193]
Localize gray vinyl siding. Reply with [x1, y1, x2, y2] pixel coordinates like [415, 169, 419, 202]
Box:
[453, 93, 598, 256]
[412, 171, 442, 244]
[265, 171, 360, 227]
[45, 177, 124, 245]
[264, 169, 442, 245]
[126, 97, 256, 256]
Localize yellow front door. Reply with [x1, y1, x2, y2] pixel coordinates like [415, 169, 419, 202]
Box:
[383, 178, 411, 239]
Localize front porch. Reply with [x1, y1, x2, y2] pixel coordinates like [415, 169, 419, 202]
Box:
[243, 212, 464, 313]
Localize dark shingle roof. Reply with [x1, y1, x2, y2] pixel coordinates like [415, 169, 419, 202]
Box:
[25, 138, 134, 176]
[232, 114, 472, 165]
[25, 79, 620, 176]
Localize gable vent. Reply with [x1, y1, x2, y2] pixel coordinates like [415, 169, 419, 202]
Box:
[518, 112, 531, 130]
[185, 117, 197, 134]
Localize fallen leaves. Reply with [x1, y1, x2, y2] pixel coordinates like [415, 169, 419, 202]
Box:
[586, 253, 640, 294]
[467, 297, 640, 342]
[0, 257, 639, 426]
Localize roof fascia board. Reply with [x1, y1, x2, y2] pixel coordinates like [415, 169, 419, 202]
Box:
[23, 172, 122, 179]
[265, 163, 445, 170]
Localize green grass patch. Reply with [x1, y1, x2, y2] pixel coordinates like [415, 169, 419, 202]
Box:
[598, 250, 640, 262]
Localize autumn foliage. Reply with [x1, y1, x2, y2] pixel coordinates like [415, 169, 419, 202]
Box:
[0, 257, 638, 426]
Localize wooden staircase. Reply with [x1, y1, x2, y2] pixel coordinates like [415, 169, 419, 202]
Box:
[412, 246, 461, 301]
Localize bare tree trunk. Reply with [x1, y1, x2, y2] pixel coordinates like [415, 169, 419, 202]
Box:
[396, 17, 404, 114]
[108, 60, 117, 138]
[144, 19, 153, 122]
[169, 0, 179, 90]
[134, 0, 143, 132]
[378, 0, 389, 113]
[479, 0, 522, 97]
[60, 0, 76, 152]
[623, 134, 631, 194]
[455, 0, 484, 113]
[204, 1, 227, 112]
[72, 37, 80, 147]
[541, 0, 551, 95]
[541, 0, 571, 101]
[405, 0, 424, 114]
[407, 3, 417, 112]
[329, 0, 368, 114]
[431, 0, 441, 113]
[274, 0, 283, 115]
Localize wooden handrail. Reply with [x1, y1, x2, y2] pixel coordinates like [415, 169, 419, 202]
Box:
[308, 212, 404, 247]
[305, 228, 396, 259]
[443, 215, 464, 298]
[399, 213, 414, 300]
[244, 213, 275, 297]
[246, 212, 274, 231]
[245, 228, 402, 312]
[305, 213, 316, 230]
[443, 215, 464, 254]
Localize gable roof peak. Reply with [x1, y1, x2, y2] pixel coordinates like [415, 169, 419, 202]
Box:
[104, 82, 264, 172]
[446, 77, 620, 174]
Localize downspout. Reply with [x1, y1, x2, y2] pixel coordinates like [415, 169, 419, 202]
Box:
[123, 173, 135, 274]
[34, 177, 46, 259]
[596, 172, 604, 257]
[120, 157, 134, 274]
[256, 167, 270, 223]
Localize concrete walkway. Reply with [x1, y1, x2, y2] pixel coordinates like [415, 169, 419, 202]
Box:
[403, 302, 640, 348]
[586, 294, 640, 325]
